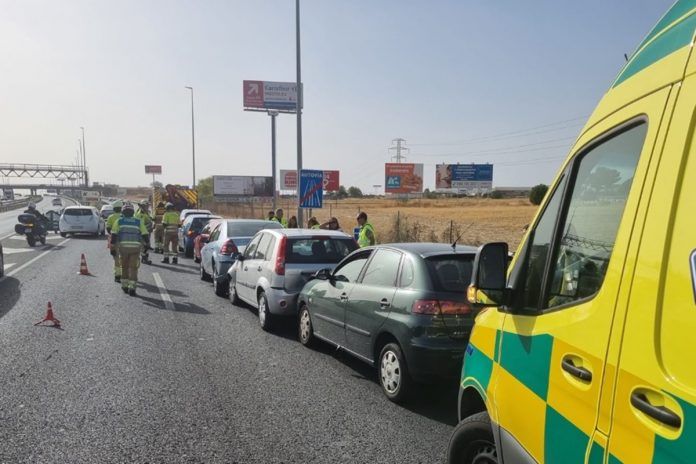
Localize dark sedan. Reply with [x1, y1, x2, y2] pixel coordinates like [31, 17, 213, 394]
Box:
[298, 243, 477, 403]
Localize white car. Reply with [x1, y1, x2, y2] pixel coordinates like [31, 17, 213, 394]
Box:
[180, 209, 212, 224]
[59, 206, 105, 237]
[100, 204, 114, 219]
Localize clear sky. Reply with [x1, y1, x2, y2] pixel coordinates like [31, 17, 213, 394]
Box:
[0, 0, 674, 192]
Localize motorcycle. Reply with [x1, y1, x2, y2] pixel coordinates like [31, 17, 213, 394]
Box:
[15, 213, 48, 247]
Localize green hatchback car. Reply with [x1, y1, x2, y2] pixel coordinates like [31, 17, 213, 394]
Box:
[298, 243, 477, 402]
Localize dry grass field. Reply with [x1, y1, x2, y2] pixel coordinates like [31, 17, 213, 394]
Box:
[204, 197, 539, 249]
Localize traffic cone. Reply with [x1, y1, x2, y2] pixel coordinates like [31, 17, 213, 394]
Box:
[77, 253, 91, 276]
[35, 302, 61, 328]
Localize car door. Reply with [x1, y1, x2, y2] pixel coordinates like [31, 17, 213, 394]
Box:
[311, 249, 373, 347]
[344, 248, 402, 361]
[237, 233, 262, 304]
[490, 88, 670, 463]
[605, 74, 696, 464]
[246, 232, 273, 302]
[202, 223, 222, 276]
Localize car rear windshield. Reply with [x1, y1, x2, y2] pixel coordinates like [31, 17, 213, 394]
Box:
[285, 237, 358, 264]
[64, 208, 93, 216]
[226, 221, 282, 237]
[190, 217, 214, 232]
[425, 255, 474, 293]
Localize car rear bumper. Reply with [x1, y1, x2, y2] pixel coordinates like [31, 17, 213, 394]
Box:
[264, 287, 300, 315]
[60, 225, 98, 233]
[404, 338, 467, 383]
[214, 260, 235, 281]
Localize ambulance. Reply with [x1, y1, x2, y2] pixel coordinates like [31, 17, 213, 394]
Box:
[448, 1, 696, 462]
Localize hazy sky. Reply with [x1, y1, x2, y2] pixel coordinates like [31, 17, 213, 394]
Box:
[0, 0, 673, 192]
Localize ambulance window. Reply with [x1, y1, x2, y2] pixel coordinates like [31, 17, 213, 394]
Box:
[545, 123, 646, 309]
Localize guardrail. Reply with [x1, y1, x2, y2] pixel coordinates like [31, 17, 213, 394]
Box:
[0, 197, 32, 213]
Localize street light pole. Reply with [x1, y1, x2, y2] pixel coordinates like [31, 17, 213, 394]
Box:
[80, 126, 88, 187]
[185, 86, 197, 190]
[295, 0, 303, 226]
[269, 110, 279, 211]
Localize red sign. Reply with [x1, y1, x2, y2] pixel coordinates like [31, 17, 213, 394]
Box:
[145, 165, 162, 174]
[281, 170, 298, 190]
[243, 80, 264, 108]
[323, 170, 340, 191]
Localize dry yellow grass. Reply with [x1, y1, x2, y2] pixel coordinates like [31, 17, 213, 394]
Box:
[204, 197, 538, 249]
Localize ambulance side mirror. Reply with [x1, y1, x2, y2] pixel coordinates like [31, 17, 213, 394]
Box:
[468, 242, 509, 307]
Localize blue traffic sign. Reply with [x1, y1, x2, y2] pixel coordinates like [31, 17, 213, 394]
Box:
[299, 169, 324, 208]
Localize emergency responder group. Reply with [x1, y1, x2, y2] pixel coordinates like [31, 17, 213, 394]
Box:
[106, 200, 180, 296]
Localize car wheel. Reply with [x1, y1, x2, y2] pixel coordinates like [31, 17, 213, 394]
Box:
[200, 261, 212, 281]
[229, 279, 240, 305]
[258, 291, 274, 332]
[447, 412, 498, 464]
[213, 266, 229, 297]
[298, 305, 314, 347]
[379, 342, 412, 403]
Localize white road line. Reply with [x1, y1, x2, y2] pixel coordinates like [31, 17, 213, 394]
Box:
[9, 235, 62, 240]
[152, 272, 175, 310]
[4, 263, 16, 270]
[2, 247, 34, 255]
[5, 238, 71, 278]
[0, 233, 15, 241]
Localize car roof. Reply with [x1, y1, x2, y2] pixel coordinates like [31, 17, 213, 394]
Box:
[64, 205, 94, 210]
[373, 242, 478, 258]
[185, 214, 221, 221]
[265, 228, 351, 238]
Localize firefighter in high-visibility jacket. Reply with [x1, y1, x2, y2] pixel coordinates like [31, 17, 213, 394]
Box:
[135, 200, 154, 265]
[106, 200, 123, 282]
[153, 201, 165, 253]
[161, 202, 180, 264]
[111, 202, 149, 296]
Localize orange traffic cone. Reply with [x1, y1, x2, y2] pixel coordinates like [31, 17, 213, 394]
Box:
[78, 253, 91, 276]
[35, 302, 61, 328]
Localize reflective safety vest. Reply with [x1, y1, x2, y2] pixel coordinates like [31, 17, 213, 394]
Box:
[162, 211, 179, 233]
[311, 224, 321, 229]
[106, 212, 122, 233]
[154, 206, 165, 224]
[112, 216, 147, 249]
[358, 223, 375, 247]
[135, 209, 153, 231]
[273, 217, 288, 227]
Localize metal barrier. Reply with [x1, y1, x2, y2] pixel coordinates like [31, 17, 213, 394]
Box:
[0, 197, 32, 213]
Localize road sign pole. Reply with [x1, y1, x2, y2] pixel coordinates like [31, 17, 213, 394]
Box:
[269, 110, 278, 211]
[295, 0, 304, 226]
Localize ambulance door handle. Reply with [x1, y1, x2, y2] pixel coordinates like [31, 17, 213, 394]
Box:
[630, 392, 682, 428]
[561, 356, 592, 382]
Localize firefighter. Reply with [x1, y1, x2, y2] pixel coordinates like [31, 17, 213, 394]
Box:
[135, 200, 153, 265]
[153, 201, 166, 253]
[161, 202, 180, 264]
[106, 200, 123, 282]
[111, 202, 148, 296]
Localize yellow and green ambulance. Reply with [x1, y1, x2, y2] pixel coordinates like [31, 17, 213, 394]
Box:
[448, 1, 696, 463]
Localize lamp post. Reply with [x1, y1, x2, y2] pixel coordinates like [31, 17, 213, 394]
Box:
[295, 0, 303, 226]
[185, 86, 196, 190]
[80, 126, 88, 187]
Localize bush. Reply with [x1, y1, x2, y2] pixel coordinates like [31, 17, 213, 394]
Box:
[490, 190, 504, 199]
[529, 184, 549, 205]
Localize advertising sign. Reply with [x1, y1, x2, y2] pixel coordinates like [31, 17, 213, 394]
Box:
[145, 165, 162, 174]
[323, 170, 340, 191]
[384, 163, 424, 194]
[436, 164, 493, 193]
[280, 170, 298, 190]
[243, 80, 301, 111]
[299, 170, 323, 208]
[213, 176, 274, 199]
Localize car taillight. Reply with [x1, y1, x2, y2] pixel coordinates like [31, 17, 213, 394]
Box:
[275, 236, 287, 276]
[220, 239, 239, 256]
[411, 299, 471, 315]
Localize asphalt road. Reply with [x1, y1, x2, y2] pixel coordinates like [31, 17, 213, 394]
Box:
[0, 229, 458, 463]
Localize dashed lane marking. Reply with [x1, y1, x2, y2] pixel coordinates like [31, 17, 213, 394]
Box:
[2, 247, 34, 255]
[0, 233, 15, 241]
[4, 238, 71, 278]
[152, 272, 175, 311]
[9, 235, 63, 240]
[3, 263, 16, 271]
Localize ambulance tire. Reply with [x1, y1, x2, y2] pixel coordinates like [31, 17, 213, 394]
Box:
[447, 411, 497, 464]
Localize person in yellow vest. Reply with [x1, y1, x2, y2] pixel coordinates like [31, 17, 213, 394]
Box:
[106, 200, 123, 282]
[111, 202, 148, 296]
[161, 202, 180, 264]
[267, 210, 276, 221]
[153, 201, 166, 253]
[135, 200, 154, 265]
[356, 212, 376, 247]
[273, 208, 288, 227]
[307, 217, 320, 229]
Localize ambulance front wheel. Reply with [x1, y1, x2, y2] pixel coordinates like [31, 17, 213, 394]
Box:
[447, 411, 497, 464]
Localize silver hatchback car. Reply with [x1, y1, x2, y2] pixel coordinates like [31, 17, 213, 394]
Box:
[227, 229, 358, 331]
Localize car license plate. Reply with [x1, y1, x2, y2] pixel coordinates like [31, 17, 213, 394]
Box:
[72, 226, 83, 230]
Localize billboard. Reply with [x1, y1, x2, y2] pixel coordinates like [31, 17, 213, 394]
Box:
[436, 164, 493, 193]
[299, 170, 323, 208]
[145, 165, 162, 174]
[243, 80, 301, 111]
[280, 170, 298, 190]
[280, 169, 339, 191]
[385, 163, 424, 194]
[213, 176, 274, 199]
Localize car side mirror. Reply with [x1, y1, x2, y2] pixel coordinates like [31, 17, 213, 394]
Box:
[201, 235, 210, 244]
[468, 242, 509, 307]
[237, 254, 245, 262]
[314, 268, 332, 281]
